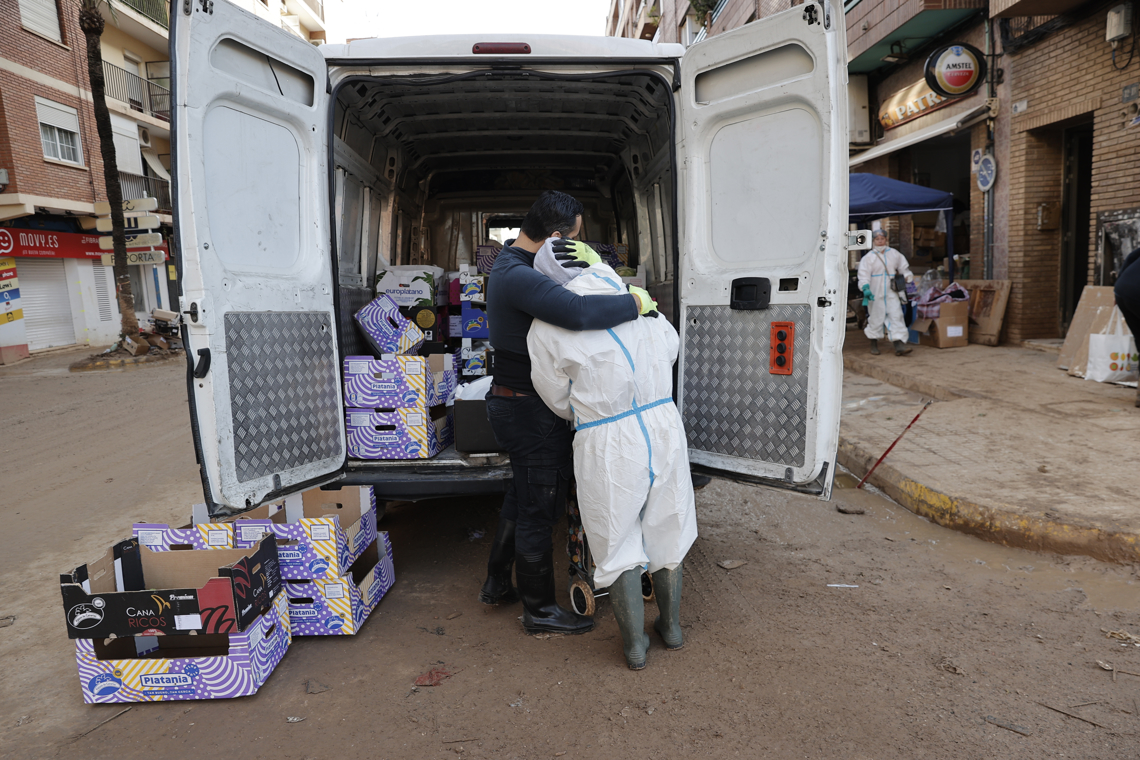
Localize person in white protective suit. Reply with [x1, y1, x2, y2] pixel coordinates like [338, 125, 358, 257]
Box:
[857, 229, 915, 356]
[527, 237, 698, 670]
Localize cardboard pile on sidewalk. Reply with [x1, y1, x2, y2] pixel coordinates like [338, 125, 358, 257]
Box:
[59, 486, 397, 703]
[1058, 286, 1138, 385]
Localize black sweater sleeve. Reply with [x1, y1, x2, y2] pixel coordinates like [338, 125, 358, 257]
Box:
[507, 264, 639, 330]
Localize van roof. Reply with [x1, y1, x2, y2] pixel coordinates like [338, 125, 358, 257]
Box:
[321, 34, 686, 61]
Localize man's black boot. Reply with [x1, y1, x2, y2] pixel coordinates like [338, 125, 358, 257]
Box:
[479, 518, 519, 605]
[516, 551, 594, 635]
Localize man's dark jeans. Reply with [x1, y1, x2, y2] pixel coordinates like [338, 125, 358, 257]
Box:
[1115, 251, 1140, 339]
[486, 393, 573, 557]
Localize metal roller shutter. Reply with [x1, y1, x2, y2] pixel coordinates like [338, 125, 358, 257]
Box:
[18, 259, 75, 350]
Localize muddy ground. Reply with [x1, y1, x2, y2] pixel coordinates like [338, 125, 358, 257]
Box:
[3, 348, 1140, 759]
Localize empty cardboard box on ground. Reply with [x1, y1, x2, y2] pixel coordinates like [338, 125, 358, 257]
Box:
[910, 300, 969, 348]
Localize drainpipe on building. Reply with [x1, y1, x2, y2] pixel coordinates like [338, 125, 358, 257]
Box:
[984, 17, 996, 280]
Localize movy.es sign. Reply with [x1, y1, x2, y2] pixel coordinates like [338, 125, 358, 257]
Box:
[924, 43, 987, 98]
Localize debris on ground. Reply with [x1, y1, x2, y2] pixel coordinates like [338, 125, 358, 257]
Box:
[70, 707, 131, 741]
[304, 678, 331, 694]
[936, 657, 966, 676]
[467, 529, 485, 541]
[0, 615, 15, 628]
[1097, 661, 1140, 680]
[447, 612, 462, 620]
[1104, 629, 1140, 646]
[286, 717, 306, 724]
[1035, 702, 1107, 728]
[827, 584, 859, 588]
[984, 715, 1031, 736]
[717, 559, 747, 570]
[415, 665, 457, 687]
[418, 626, 446, 636]
[837, 504, 866, 515]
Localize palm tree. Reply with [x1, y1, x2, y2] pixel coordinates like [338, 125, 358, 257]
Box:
[77, 0, 142, 343]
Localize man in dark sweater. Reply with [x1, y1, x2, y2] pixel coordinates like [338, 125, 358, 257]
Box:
[1114, 246, 1140, 408]
[479, 190, 656, 634]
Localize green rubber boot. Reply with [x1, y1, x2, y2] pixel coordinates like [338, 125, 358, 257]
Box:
[609, 569, 650, 670]
[652, 563, 684, 650]
[869, 339, 880, 355]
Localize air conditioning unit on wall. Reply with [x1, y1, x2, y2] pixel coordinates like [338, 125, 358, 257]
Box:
[849, 75, 872, 146]
[138, 126, 152, 148]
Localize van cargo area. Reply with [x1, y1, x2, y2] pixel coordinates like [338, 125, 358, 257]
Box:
[327, 63, 679, 489]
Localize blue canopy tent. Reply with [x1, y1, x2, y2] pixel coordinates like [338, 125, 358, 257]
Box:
[849, 173, 957, 280]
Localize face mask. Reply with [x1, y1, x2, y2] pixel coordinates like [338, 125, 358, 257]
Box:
[873, 243, 887, 252]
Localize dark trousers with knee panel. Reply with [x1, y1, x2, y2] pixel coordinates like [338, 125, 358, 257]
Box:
[486, 393, 573, 557]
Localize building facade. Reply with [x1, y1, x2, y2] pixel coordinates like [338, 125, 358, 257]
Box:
[0, 0, 326, 363]
[610, 0, 1140, 343]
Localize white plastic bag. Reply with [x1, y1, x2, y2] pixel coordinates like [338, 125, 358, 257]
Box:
[1086, 308, 1139, 384]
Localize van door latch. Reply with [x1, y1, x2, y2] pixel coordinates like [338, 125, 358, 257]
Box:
[729, 277, 770, 310]
[183, 302, 199, 323]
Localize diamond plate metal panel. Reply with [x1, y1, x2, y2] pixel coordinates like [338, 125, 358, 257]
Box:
[225, 312, 342, 483]
[682, 304, 810, 466]
[338, 286, 374, 358]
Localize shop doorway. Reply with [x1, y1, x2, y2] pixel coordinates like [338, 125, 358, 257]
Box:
[908, 131, 971, 275]
[1060, 122, 1093, 330]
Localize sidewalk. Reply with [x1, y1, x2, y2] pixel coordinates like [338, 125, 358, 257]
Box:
[838, 328, 1140, 564]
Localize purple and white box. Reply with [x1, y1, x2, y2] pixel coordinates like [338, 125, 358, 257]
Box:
[345, 407, 453, 460]
[475, 245, 501, 274]
[132, 523, 232, 551]
[285, 533, 395, 636]
[75, 593, 291, 704]
[354, 293, 424, 356]
[344, 354, 430, 409]
[229, 486, 378, 582]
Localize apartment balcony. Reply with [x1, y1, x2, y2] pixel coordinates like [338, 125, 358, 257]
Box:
[119, 171, 171, 214]
[284, 0, 326, 32]
[121, 0, 169, 28]
[634, 1, 660, 40]
[99, 0, 169, 51]
[103, 60, 171, 123]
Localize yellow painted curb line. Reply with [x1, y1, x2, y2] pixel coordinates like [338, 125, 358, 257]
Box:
[838, 437, 1140, 565]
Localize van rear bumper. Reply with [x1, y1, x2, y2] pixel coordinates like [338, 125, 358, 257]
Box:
[340, 449, 512, 500]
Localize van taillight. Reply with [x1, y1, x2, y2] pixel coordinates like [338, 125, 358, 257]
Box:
[473, 42, 531, 54]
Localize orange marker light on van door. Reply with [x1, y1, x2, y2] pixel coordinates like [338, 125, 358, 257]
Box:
[472, 43, 531, 54]
[770, 322, 794, 375]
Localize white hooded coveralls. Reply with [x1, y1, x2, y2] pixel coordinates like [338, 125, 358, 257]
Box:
[528, 262, 698, 590]
[857, 246, 913, 343]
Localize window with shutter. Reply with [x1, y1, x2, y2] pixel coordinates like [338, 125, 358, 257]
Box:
[18, 0, 62, 42]
[35, 96, 84, 166]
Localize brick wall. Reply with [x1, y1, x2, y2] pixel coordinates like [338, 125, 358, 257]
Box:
[1001, 0, 1140, 340]
[1, 0, 107, 205]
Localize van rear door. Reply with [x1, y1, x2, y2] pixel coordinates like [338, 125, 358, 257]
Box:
[173, 1, 342, 511]
[676, 1, 847, 497]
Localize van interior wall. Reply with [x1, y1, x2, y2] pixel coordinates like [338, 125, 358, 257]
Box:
[330, 71, 676, 317]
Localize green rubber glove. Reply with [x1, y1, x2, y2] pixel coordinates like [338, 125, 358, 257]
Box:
[550, 238, 602, 266]
[861, 284, 874, 306]
[627, 285, 658, 315]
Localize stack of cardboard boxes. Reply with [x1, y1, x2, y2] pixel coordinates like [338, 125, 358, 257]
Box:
[57, 485, 400, 704]
[60, 533, 291, 703]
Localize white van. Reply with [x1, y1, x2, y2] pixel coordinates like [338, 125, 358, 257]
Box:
[172, 0, 854, 514]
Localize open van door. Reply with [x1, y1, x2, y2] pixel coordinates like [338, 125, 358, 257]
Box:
[173, 1, 342, 512]
[676, 0, 848, 497]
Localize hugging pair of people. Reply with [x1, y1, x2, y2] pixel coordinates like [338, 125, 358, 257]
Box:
[478, 190, 697, 671]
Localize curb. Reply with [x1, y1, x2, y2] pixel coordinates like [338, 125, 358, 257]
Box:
[843, 353, 969, 401]
[69, 352, 183, 373]
[837, 435, 1140, 566]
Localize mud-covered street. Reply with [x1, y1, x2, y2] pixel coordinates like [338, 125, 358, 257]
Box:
[3, 350, 1140, 760]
